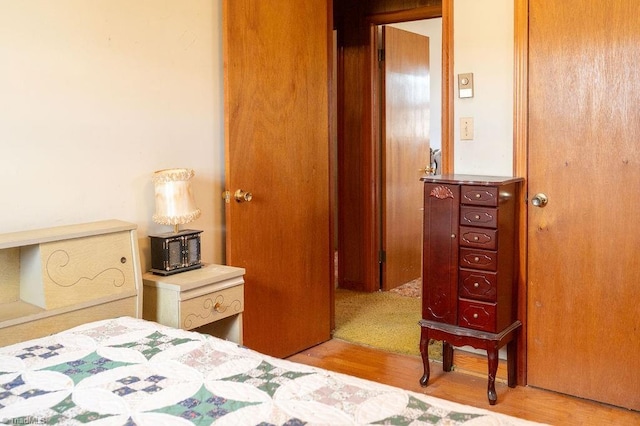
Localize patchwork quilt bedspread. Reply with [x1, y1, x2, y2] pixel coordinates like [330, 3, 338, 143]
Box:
[0, 317, 539, 425]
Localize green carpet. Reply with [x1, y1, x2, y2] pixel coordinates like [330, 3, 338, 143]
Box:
[334, 288, 442, 360]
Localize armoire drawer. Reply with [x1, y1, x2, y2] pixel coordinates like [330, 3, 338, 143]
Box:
[459, 248, 497, 271]
[460, 206, 498, 228]
[461, 185, 499, 207]
[459, 269, 497, 302]
[458, 299, 496, 332]
[460, 226, 497, 249]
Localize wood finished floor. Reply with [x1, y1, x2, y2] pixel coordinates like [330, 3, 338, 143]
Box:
[287, 339, 640, 425]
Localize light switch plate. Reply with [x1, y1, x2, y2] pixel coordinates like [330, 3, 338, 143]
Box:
[458, 73, 474, 98]
[460, 117, 474, 140]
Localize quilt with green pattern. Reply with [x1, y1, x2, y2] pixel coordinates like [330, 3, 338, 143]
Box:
[0, 317, 540, 425]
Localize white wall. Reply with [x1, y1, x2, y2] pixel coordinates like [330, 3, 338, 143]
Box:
[0, 0, 225, 269]
[389, 19, 442, 151]
[0, 0, 515, 271]
[389, 0, 515, 175]
[454, 0, 514, 175]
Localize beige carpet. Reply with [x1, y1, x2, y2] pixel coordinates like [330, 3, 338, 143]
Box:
[333, 287, 442, 360]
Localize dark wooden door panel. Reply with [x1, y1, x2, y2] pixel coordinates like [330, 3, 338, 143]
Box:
[422, 183, 459, 323]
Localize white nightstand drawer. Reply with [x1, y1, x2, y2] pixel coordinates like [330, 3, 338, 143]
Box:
[142, 264, 245, 343]
[180, 284, 243, 330]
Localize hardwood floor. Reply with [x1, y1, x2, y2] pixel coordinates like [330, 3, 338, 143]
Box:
[287, 339, 640, 425]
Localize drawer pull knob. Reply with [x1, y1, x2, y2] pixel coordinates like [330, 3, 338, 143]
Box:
[473, 236, 479, 241]
[474, 257, 480, 262]
[474, 282, 480, 288]
[213, 302, 223, 313]
[473, 313, 479, 319]
[451, 233, 456, 239]
[474, 215, 481, 220]
[475, 193, 481, 198]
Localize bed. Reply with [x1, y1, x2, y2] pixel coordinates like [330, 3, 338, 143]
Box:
[0, 316, 543, 425]
[0, 221, 540, 424]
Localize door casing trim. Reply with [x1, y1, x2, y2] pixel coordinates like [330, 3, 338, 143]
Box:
[514, 0, 528, 385]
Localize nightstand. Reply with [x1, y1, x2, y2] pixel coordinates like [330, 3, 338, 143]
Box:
[142, 264, 245, 344]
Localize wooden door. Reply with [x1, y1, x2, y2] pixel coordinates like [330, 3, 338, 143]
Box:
[223, 0, 332, 358]
[527, 0, 640, 410]
[380, 26, 430, 291]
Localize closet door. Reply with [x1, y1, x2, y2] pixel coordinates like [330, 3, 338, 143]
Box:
[527, 0, 640, 410]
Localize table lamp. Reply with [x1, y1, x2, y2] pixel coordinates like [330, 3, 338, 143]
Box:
[149, 168, 203, 275]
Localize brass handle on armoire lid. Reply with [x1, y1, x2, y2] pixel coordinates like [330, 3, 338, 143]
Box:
[419, 166, 435, 175]
[531, 193, 548, 207]
[234, 189, 253, 203]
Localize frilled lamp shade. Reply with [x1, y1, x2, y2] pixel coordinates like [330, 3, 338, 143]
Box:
[149, 168, 203, 276]
[152, 168, 201, 233]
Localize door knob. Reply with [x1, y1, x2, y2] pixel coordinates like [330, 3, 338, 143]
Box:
[531, 193, 548, 207]
[234, 189, 253, 203]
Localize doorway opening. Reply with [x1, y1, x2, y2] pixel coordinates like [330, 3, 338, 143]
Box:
[333, 2, 451, 297]
[376, 21, 441, 294]
[332, 0, 452, 356]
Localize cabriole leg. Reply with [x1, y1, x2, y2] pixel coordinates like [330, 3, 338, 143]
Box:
[419, 326, 431, 386]
[487, 346, 499, 405]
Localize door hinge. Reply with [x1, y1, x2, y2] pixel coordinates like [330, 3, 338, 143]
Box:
[379, 250, 386, 263]
[378, 48, 385, 62]
[222, 190, 231, 204]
